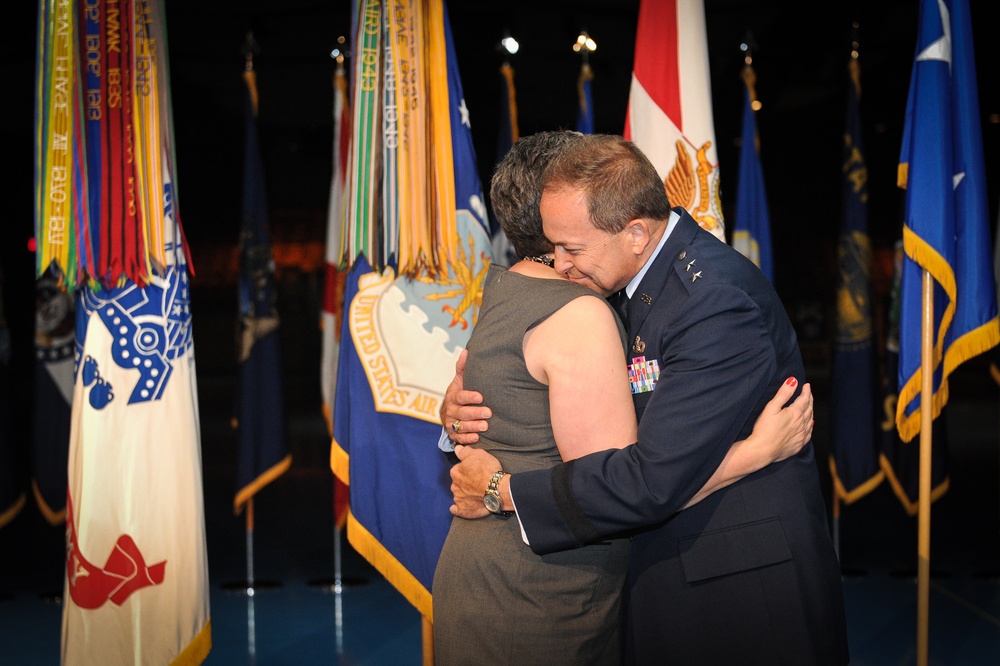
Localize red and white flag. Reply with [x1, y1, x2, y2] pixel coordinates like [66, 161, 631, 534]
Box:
[324, 60, 350, 527]
[625, 0, 725, 240]
[62, 185, 211, 664]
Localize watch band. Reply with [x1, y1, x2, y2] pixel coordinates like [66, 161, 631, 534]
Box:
[485, 470, 513, 516]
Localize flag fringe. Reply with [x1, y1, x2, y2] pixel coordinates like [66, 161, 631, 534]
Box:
[346, 511, 433, 620]
[233, 454, 293, 515]
[829, 459, 884, 505]
[330, 438, 349, 486]
[879, 454, 950, 516]
[169, 619, 212, 666]
[31, 480, 67, 526]
[895, 224, 954, 443]
[0, 492, 26, 528]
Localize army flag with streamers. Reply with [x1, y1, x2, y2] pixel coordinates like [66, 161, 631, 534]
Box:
[332, 0, 491, 620]
[624, 0, 725, 240]
[37, 2, 213, 662]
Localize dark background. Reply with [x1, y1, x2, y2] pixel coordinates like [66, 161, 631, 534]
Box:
[9, 0, 1000, 346]
[5, 0, 1000, 593]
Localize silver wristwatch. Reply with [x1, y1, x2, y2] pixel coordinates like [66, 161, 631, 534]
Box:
[484, 470, 512, 516]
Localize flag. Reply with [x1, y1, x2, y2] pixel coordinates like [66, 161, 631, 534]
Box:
[992, 197, 1000, 384]
[829, 56, 883, 505]
[323, 59, 351, 529]
[33, 267, 75, 524]
[333, 0, 491, 619]
[576, 62, 595, 134]
[624, 0, 725, 240]
[490, 61, 519, 267]
[730, 63, 773, 282]
[496, 61, 519, 166]
[233, 68, 291, 516]
[895, 0, 999, 444]
[881, 242, 949, 513]
[56, 2, 211, 662]
[0, 264, 26, 529]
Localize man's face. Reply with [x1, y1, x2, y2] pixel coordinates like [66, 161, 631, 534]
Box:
[540, 187, 635, 298]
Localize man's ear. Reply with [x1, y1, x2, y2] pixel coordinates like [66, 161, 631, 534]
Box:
[625, 219, 652, 256]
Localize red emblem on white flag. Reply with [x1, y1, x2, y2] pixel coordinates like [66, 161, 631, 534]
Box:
[625, 0, 725, 239]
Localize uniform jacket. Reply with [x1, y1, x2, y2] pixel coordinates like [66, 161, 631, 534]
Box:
[509, 210, 849, 665]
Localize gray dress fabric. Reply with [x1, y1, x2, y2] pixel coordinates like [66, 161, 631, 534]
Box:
[432, 264, 631, 665]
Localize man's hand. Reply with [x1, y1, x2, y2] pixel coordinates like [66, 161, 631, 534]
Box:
[440, 349, 492, 445]
[449, 445, 501, 518]
[751, 377, 815, 463]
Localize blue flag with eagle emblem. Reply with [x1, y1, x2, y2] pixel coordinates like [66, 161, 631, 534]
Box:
[895, 0, 999, 446]
[332, 0, 491, 620]
[829, 56, 883, 505]
[233, 68, 291, 516]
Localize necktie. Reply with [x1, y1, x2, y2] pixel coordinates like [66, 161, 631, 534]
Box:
[611, 290, 629, 325]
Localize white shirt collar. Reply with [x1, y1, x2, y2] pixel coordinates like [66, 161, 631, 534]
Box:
[623, 210, 679, 298]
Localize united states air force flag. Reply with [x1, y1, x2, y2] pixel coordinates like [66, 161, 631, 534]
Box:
[333, 0, 491, 620]
[625, 0, 725, 240]
[895, 0, 999, 443]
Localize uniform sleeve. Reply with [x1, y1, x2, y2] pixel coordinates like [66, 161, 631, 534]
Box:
[511, 284, 780, 554]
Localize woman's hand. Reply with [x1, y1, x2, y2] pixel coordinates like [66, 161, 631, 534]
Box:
[750, 377, 814, 463]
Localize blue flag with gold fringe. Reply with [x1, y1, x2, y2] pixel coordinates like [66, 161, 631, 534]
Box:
[234, 68, 291, 515]
[830, 56, 883, 505]
[332, 0, 491, 619]
[895, 0, 999, 446]
[730, 65, 772, 282]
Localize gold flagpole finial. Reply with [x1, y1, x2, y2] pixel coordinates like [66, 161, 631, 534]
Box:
[740, 32, 760, 110]
[573, 30, 597, 65]
[849, 20, 861, 61]
[243, 31, 258, 72]
[331, 34, 349, 66]
[498, 29, 519, 65]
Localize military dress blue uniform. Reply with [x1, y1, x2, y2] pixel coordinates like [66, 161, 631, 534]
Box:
[510, 210, 849, 665]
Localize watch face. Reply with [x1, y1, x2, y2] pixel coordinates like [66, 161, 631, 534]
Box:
[484, 493, 502, 514]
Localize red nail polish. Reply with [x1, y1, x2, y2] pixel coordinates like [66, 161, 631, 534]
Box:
[785, 377, 797, 386]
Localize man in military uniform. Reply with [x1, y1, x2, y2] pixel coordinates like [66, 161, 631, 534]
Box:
[444, 133, 848, 665]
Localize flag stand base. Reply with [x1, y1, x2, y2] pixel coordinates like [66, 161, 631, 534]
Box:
[308, 575, 370, 591]
[220, 579, 282, 595]
[37, 591, 63, 604]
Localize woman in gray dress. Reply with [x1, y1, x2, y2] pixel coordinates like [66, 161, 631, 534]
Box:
[432, 131, 812, 665]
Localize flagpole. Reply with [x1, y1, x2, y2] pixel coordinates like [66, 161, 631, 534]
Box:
[246, 497, 257, 664]
[832, 494, 841, 561]
[917, 270, 933, 666]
